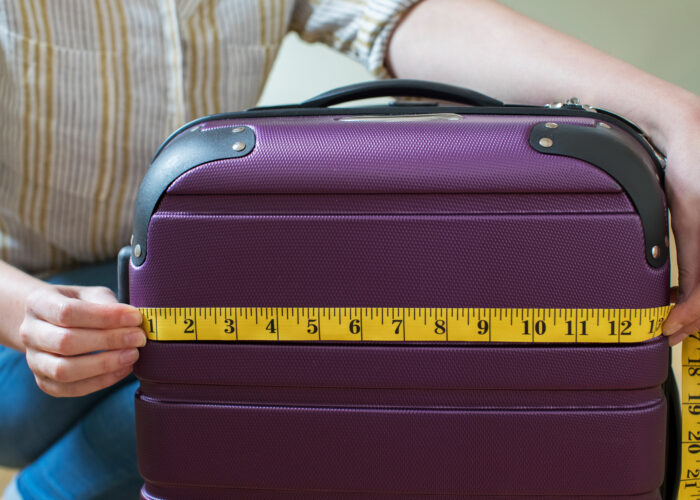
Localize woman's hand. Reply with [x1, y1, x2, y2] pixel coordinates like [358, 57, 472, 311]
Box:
[661, 100, 700, 345]
[19, 284, 147, 397]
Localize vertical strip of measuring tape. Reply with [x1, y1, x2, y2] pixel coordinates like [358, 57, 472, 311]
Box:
[681, 334, 700, 497]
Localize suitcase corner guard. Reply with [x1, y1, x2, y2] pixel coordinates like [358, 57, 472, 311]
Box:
[529, 121, 668, 268]
[130, 125, 256, 267]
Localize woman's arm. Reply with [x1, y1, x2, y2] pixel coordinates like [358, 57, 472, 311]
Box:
[387, 0, 700, 345]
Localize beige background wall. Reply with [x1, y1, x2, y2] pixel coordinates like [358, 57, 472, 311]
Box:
[2, 0, 697, 492]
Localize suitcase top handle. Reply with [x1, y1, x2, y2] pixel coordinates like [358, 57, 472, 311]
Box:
[298, 79, 504, 108]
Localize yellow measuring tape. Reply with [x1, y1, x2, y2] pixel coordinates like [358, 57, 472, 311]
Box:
[139, 305, 699, 497]
[140, 306, 672, 343]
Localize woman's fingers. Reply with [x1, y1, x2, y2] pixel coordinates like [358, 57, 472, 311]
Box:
[25, 285, 143, 329]
[26, 347, 139, 385]
[19, 315, 146, 356]
[33, 364, 134, 398]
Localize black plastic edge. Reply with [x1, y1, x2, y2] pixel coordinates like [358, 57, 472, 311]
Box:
[297, 79, 504, 108]
[117, 245, 131, 303]
[661, 344, 681, 500]
[131, 125, 255, 266]
[149, 106, 666, 189]
[529, 122, 668, 268]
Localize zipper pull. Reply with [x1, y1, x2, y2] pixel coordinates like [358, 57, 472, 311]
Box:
[546, 97, 598, 112]
[546, 97, 667, 171]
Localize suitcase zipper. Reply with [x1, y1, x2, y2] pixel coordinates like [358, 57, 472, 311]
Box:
[548, 97, 667, 169]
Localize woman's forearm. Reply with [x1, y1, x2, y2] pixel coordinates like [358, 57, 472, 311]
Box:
[386, 0, 699, 153]
[0, 260, 47, 352]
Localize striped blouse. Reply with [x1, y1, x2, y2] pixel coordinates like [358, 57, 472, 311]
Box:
[0, 0, 418, 277]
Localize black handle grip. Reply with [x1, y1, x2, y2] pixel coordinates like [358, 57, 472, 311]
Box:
[299, 79, 504, 108]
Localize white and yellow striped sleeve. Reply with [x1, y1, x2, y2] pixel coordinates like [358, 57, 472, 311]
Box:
[289, 0, 423, 78]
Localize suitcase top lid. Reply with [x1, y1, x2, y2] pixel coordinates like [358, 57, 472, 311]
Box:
[162, 114, 640, 195]
[130, 80, 668, 268]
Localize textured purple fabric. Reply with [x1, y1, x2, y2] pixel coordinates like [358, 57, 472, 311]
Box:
[135, 396, 665, 495]
[129, 213, 668, 307]
[138, 381, 664, 408]
[134, 339, 669, 496]
[168, 116, 621, 195]
[131, 112, 671, 498]
[135, 337, 668, 391]
[156, 192, 635, 215]
[141, 485, 662, 500]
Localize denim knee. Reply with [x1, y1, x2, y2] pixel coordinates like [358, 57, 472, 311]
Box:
[0, 346, 108, 468]
[0, 347, 43, 468]
[15, 378, 141, 500]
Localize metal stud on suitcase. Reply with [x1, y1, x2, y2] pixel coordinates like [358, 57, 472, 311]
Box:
[118, 80, 679, 499]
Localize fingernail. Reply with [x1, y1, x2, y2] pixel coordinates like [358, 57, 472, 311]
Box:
[669, 332, 689, 347]
[122, 310, 143, 326]
[127, 331, 147, 347]
[663, 322, 683, 336]
[119, 349, 139, 364]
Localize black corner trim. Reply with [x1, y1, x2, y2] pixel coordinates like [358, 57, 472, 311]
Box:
[529, 122, 668, 268]
[131, 125, 256, 266]
[117, 245, 131, 303]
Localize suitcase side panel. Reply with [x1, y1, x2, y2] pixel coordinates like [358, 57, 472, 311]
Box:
[135, 395, 666, 496]
[129, 213, 668, 308]
[134, 338, 669, 392]
[141, 484, 661, 500]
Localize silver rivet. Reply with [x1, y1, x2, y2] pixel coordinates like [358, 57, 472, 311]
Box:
[134, 244, 142, 258]
[130, 234, 134, 246]
[232, 127, 245, 133]
[599, 122, 611, 129]
[232, 142, 246, 151]
[539, 137, 553, 148]
[665, 236, 669, 247]
[545, 122, 558, 129]
[651, 245, 660, 259]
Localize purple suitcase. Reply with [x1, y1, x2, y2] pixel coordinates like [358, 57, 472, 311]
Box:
[119, 80, 679, 499]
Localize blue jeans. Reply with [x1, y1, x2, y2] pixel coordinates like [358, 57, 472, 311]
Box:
[0, 261, 141, 500]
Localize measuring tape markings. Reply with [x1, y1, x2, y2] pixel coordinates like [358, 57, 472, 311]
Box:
[139, 306, 671, 343]
[682, 332, 700, 494]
